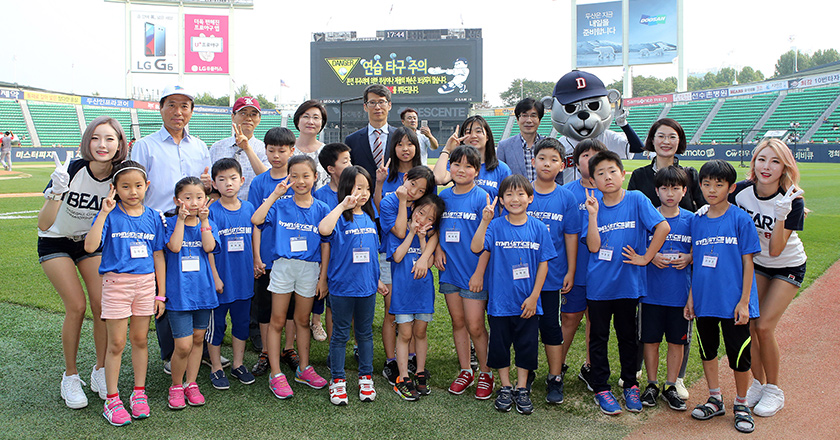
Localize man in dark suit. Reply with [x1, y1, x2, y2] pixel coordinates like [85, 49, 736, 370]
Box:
[497, 98, 562, 184]
[344, 84, 398, 194]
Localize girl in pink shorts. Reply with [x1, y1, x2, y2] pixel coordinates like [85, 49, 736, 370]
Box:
[85, 161, 167, 426]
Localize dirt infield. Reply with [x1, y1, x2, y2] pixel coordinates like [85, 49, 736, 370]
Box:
[628, 260, 840, 439]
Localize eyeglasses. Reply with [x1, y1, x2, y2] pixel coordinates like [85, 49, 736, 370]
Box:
[655, 134, 679, 141]
[300, 114, 322, 121]
[365, 100, 390, 108]
[518, 113, 540, 120]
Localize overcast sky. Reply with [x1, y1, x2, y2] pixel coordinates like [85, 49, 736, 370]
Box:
[1, 0, 833, 106]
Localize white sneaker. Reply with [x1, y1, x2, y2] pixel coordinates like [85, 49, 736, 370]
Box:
[753, 384, 784, 417]
[617, 369, 643, 388]
[329, 379, 348, 406]
[61, 372, 88, 409]
[90, 365, 108, 400]
[675, 377, 690, 400]
[358, 375, 376, 402]
[746, 378, 764, 407]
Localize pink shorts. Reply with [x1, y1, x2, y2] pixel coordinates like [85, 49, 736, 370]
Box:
[100, 272, 156, 319]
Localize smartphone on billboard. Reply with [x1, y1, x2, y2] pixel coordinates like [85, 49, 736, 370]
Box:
[145, 23, 155, 57]
[155, 25, 166, 57]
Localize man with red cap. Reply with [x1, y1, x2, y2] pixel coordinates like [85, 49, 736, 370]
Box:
[209, 97, 269, 201]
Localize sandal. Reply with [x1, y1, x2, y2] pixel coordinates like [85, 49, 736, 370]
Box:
[733, 404, 755, 433]
[691, 396, 725, 420]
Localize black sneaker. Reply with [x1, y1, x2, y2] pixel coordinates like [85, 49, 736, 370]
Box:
[281, 349, 300, 371]
[578, 363, 593, 392]
[210, 369, 230, 390]
[393, 377, 419, 401]
[202, 355, 231, 369]
[230, 365, 256, 385]
[513, 387, 534, 415]
[382, 359, 399, 385]
[525, 370, 536, 392]
[545, 375, 564, 404]
[251, 352, 269, 376]
[408, 355, 418, 376]
[661, 385, 687, 411]
[415, 370, 431, 396]
[494, 386, 513, 412]
[470, 344, 479, 371]
[641, 383, 659, 407]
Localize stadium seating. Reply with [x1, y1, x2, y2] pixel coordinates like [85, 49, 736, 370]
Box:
[754, 85, 840, 140]
[662, 100, 716, 141]
[809, 108, 840, 143]
[188, 113, 234, 145]
[253, 112, 291, 142]
[0, 100, 32, 146]
[699, 93, 778, 144]
[82, 106, 133, 137]
[483, 115, 509, 139]
[27, 102, 81, 146]
[609, 104, 665, 137]
[136, 109, 162, 138]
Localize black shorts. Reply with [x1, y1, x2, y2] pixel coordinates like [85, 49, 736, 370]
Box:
[754, 262, 806, 288]
[37, 236, 100, 264]
[538, 290, 563, 346]
[695, 316, 751, 372]
[487, 315, 539, 371]
[640, 303, 689, 345]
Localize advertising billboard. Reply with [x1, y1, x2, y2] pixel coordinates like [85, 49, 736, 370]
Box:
[185, 14, 229, 74]
[576, 1, 623, 68]
[310, 38, 482, 104]
[627, 0, 678, 65]
[131, 9, 178, 74]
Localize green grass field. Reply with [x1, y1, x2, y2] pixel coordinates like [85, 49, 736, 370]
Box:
[0, 160, 837, 439]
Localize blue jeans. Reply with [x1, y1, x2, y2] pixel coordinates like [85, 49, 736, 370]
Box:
[329, 294, 376, 380]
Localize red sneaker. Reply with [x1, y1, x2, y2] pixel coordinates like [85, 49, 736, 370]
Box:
[448, 370, 474, 395]
[475, 372, 494, 400]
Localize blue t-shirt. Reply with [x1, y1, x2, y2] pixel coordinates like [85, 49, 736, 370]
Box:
[643, 208, 693, 307]
[564, 179, 602, 286]
[97, 205, 166, 275]
[208, 200, 256, 304]
[438, 185, 488, 290]
[447, 161, 511, 200]
[379, 192, 412, 254]
[691, 204, 761, 319]
[483, 216, 557, 317]
[164, 218, 221, 311]
[248, 171, 291, 270]
[314, 184, 339, 210]
[387, 234, 434, 315]
[324, 213, 380, 297]
[527, 185, 581, 291]
[381, 172, 404, 199]
[263, 197, 330, 263]
[581, 190, 665, 301]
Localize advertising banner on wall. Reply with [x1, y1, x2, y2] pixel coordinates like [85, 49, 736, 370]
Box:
[627, 0, 677, 65]
[624, 93, 672, 106]
[728, 80, 788, 97]
[576, 1, 623, 68]
[184, 14, 229, 74]
[131, 9, 178, 74]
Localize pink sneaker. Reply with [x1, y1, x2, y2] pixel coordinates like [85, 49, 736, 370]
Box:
[184, 382, 205, 406]
[269, 373, 294, 399]
[295, 365, 327, 389]
[129, 390, 150, 419]
[103, 398, 131, 426]
[168, 385, 186, 410]
[475, 372, 494, 400]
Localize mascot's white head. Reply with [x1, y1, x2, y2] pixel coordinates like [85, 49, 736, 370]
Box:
[542, 70, 622, 142]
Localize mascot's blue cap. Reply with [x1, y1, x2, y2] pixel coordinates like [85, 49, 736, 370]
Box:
[552, 70, 607, 105]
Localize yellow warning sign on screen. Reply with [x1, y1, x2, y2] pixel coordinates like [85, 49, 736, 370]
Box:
[325, 58, 360, 83]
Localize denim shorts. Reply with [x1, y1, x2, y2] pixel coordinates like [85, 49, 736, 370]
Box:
[168, 309, 211, 339]
[394, 313, 433, 324]
[439, 282, 488, 301]
[754, 262, 806, 288]
[37, 236, 100, 264]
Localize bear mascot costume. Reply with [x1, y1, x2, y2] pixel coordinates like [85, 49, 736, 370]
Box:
[542, 70, 643, 183]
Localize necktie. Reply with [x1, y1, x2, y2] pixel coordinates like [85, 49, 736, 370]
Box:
[372, 129, 384, 168]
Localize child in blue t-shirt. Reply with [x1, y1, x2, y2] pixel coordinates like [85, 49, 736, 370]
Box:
[252, 156, 331, 399]
[387, 193, 444, 400]
[686, 160, 761, 434]
[318, 166, 389, 406]
[526, 138, 581, 404]
[374, 126, 424, 208]
[205, 158, 257, 390]
[84, 161, 165, 425]
[639, 166, 693, 411]
[164, 176, 221, 410]
[582, 151, 669, 415]
[471, 175, 557, 414]
[247, 127, 296, 377]
[378, 165, 436, 384]
[560, 139, 607, 392]
[434, 145, 495, 399]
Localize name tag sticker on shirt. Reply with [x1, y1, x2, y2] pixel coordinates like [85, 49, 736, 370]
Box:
[702, 254, 718, 268]
[181, 256, 200, 272]
[598, 246, 613, 261]
[228, 238, 244, 252]
[130, 242, 148, 259]
[445, 230, 460, 243]
[662, 252, 679, 262]
[512, 264, 530, 280]
[290, 237, 308, 253]
[353, 247, 370, 264]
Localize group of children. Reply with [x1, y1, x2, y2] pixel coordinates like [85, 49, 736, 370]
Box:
[78, 115, 805, 434]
